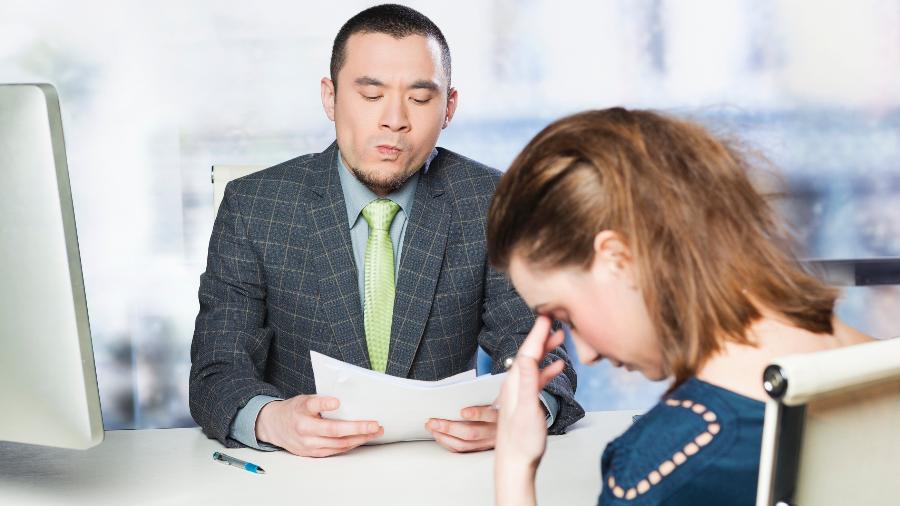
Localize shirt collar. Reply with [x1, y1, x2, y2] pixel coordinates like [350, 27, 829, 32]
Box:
[337, 148, 438, 228]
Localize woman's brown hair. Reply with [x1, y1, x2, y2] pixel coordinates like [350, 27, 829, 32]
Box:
[487, 108, 837, 388]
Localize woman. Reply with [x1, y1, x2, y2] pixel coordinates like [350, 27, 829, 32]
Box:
[487, 108, 871, 505]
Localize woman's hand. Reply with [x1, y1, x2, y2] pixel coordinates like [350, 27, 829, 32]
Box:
[494, 315, 567, 506]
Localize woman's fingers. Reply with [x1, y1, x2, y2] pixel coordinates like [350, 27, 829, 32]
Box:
[517, 316, 553, 361]
[518, 321, 567, 365]
[498, 320, 567, 410]
[544, 328, 565, 355]
[514, 355, 540, 397]
[537, 359, 566, 391]
[495, 354, 539, 413]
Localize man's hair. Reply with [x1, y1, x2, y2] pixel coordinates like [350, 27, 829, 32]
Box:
[330, 4, 451, 90]
[487, 108, 838, 389]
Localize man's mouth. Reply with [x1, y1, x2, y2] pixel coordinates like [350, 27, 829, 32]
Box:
[376, 145, 402, 156]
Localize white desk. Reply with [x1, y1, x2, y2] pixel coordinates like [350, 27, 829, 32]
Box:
[0, 411, 637, 505]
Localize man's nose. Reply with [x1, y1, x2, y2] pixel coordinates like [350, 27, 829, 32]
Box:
[380, 96, 410, 133]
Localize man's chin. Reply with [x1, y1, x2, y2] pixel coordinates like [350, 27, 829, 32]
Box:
[350, 165, 416, 195]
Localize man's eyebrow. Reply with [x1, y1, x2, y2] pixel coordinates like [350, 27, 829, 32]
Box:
[354, 76, 384, 87]
[409, 80, 440, 91]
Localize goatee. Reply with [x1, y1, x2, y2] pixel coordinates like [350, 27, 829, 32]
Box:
[349, 164, 415, 196]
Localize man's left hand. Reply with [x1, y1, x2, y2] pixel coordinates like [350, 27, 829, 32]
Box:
[426, 405, 498, 453]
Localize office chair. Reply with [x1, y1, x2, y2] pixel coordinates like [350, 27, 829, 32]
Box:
[756, 336, 900, 506]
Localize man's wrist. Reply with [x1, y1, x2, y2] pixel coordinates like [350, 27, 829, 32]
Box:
[230, 395, 282, 450]
[539, 390, 559, 428]
[255, 399, 282, 444]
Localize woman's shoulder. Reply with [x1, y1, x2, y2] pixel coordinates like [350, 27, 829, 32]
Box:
[598, 378, 764, 505]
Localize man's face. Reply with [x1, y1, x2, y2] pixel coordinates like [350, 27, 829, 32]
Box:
[321, 32, 457, 196]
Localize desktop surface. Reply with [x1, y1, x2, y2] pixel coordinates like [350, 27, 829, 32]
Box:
[0, 411, 637, 506]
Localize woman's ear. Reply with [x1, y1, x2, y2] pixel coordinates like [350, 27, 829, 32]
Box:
[592, 230, 637, 287]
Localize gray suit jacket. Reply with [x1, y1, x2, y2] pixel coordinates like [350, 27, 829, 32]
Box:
[189, 143, 584, 447]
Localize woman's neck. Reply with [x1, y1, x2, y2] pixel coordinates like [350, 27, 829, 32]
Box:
[695, 315, 872, 401]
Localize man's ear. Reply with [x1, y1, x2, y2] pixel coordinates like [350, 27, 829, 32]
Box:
[442, 87, 458, 129]
[321, 77, 336, 122]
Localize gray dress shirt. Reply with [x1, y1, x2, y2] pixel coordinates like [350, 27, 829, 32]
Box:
[229, 150, 557, 450]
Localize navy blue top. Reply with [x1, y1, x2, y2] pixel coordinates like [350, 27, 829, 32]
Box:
[598, 378, 765, 505]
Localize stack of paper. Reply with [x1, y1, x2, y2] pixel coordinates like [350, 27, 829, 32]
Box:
[310, 351, 507, 444]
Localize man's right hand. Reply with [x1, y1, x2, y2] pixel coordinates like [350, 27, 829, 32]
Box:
[255, 395, 383, 457]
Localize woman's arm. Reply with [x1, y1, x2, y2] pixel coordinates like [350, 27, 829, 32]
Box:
[494, 316, 567, 506]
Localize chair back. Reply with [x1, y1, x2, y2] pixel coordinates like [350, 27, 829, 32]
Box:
[756, 337, 900, 505]
[211, 165, 265, 213]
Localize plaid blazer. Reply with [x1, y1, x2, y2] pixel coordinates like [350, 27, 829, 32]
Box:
[189, 143, 584, 446]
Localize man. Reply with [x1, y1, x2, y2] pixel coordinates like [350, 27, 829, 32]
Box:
[189, 4, 583, 457]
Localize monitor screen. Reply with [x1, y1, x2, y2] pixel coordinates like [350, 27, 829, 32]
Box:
[0, 83, 103, 449]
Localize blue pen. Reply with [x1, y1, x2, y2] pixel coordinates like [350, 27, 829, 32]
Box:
[213, 451, 266, 474]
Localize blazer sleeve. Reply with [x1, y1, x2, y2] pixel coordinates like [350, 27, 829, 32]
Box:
[189, 182, 284, 446]
[477, 262, 586, 434]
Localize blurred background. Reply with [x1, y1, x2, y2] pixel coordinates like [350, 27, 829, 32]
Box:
[1, 0, 898, 429]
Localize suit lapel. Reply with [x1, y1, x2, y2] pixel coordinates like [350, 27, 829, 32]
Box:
[307, 143, 370, 369]
[386, 151, 454, 378]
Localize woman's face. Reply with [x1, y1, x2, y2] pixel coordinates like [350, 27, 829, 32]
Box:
[507, 232, 667, 381]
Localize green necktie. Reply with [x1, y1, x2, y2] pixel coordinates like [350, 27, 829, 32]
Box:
[361, 199, 401, 373]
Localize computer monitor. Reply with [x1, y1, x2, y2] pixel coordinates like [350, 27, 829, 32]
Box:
[0, 83, 104, 449]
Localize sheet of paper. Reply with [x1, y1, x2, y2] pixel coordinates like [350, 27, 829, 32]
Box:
[310, 351, 506, 444]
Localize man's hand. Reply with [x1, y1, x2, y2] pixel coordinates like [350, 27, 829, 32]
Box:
[256, 394, 383, 457]
[426, 404, 498, 453]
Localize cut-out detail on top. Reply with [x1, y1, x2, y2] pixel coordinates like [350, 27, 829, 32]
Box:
[605, 398, 722, 500]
